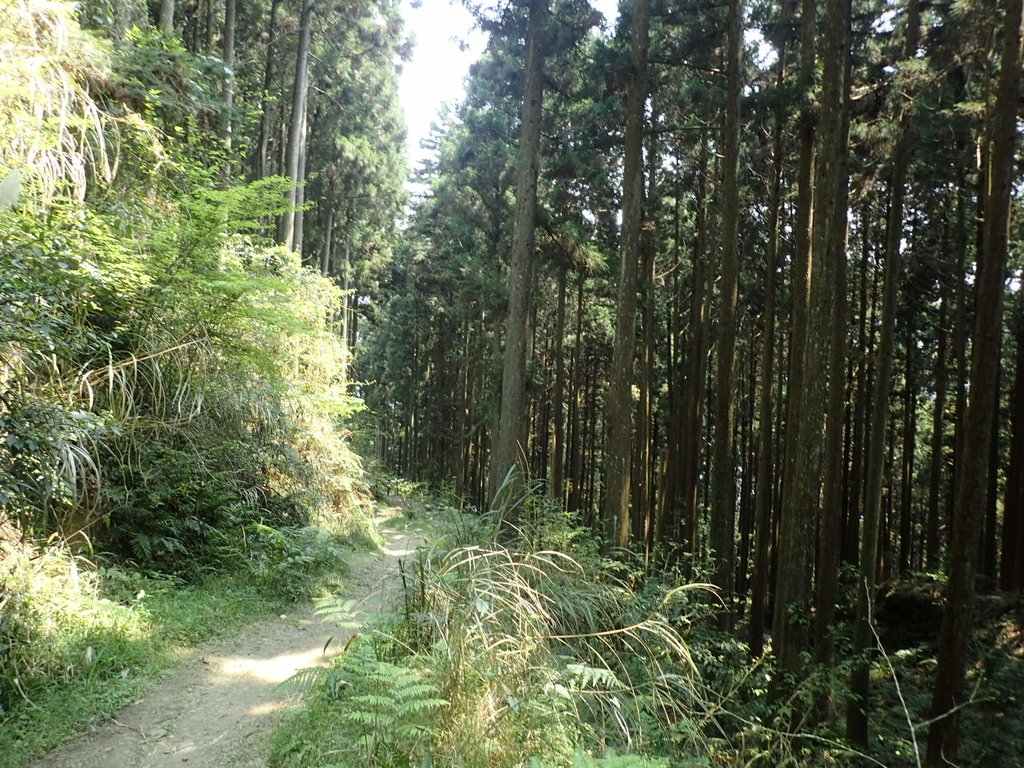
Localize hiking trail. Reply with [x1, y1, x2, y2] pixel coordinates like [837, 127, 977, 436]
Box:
[34, 510, 422, 768]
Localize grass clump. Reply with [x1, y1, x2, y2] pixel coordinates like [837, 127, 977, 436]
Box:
[269, 490, 712, 768]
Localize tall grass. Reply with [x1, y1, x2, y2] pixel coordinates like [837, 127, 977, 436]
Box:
[271, 489, 717, 768]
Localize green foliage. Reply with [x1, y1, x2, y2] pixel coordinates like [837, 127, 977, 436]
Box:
[272, 639, 447, 768]
[0, 4, 377, 759]
[0, 533, 344, 765]
[531, 750, 672, 768]
[270, 495, 712, 768]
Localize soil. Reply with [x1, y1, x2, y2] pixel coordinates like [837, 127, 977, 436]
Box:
[33, 511, 423, 768]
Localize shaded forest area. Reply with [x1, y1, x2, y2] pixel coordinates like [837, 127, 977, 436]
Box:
[363, 0, 1024, 766]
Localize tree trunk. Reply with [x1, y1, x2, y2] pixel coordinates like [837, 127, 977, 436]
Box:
[549, 266, 568, 503]
[221, 0, 236, 159]
[276, 0, 312, 250]
[567, 275, 586, 514]
[847, 0, 921, 744]
[1001, 307, 1024, 591]
[292, 100, 309, 257]
[635, 210, 656, 547]
[812, 0, 852, 716]
[159, 0, 174, 35]
[748, 55, 785, 659]
[900, 308, 918, 575]
[656, 172, 684, 550]
[491, 0, 549, 511]
[255, 0, 282, 180]
[926, 3, 1022, 759]
[680, 144, 710, 556]
[320, 207, 333, 277]
[926, 255, 950, 570]
[602, 0, 649, 548]
[708, 0, 743, 627]
[772, 0, 815, 680]
[982, 361, 1002, 587]
[205, 0, 215, 54]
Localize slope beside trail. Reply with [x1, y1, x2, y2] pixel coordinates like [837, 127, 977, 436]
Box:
[33, 510, 423, 768]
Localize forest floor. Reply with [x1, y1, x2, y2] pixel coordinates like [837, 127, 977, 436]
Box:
[30, 507, 423, 768]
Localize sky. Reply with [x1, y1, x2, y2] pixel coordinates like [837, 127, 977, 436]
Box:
[398, 0, 620, 173]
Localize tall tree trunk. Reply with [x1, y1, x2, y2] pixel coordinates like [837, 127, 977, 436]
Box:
[680, 145, 710, 555]
[776, 0, 848, 689]
[255, 0, 281, 180]
[926, 252, 950, 570]
[221, 0, 236, 160]
[549, 266, 568, 503]
[1001, 307, 1024, 591]
[748, 56, 785, 659]
[159, 0, 174, 35]
[926, 2, 1022, 759]
[847, 0, 921, 744]
[602, 0, 649, 548]
[812, 0, 852, 715]
[949, 175, 970, 546]
[772, 0, 815, 678]
[491, 0, 549, 511]
[900, 308, 918, 575]
[292, 100, 309, 257]
[982, 360, 1002, 587]
[636, 119, 659, 550]
[320, 207, 333, 277]
[340, 234, 351, 383]
[709, 0, 743, 627]
[636, 212, 656, 546]
[656, 171, 684, 549]
[844, 207, 873, 564]
[276, 0, 313, 250]
[205, 0, 215, 54]
[567, 275, 586, 513]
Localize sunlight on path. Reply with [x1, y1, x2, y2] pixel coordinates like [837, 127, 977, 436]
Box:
[33, 516, 421, 768]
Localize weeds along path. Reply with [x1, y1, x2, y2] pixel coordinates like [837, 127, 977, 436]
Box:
[33, 509, 423, 768]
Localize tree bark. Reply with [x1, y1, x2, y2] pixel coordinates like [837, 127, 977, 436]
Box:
[222, 0, 236, 159]
[748, 56, 785, 660]
[709, 0, 743, 628]
[276, 0, 313, 251]
[255, 0, 282, 180]
[680, 145, 710, 556]
[925, 253, 949, 570]
[490, 0, 549, 512]
[292, 99, 309, 257]
[847, 0, 920, 744]
[1001, 307, 1024, 591]
[926, 2, 1022, 761]
[812, 0, 852, 716]
[772, 0, 815, 680]
[549, 265, 568, 503]
[159, 0, 174, 35]
[603, 0, 649, 548]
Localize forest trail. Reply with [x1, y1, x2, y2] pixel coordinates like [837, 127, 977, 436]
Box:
[32, 509, 423, 768]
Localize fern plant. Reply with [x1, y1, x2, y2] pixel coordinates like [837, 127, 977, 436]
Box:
[278, 638, 447, 767]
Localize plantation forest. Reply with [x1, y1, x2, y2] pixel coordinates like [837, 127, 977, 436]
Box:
[2, 0, 1024, 766]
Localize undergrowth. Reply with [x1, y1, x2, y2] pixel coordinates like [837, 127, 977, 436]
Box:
[1, 3, 377, 761]
[269, 481, 714, 768]
[266, 479, 1022, 768]
[0, 523, 357, 767]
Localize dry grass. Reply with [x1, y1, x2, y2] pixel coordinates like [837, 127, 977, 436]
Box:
[0, 0, 112, 204]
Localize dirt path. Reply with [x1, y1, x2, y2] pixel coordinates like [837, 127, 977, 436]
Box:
[34, 511, 423, 768]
